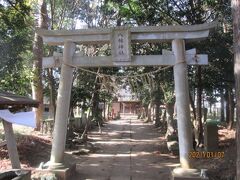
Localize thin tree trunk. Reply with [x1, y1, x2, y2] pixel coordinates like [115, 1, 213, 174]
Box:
[196, 66, 203, 146]
[81, 68, 100, 139]
[220, 90, 225, 122]
[70, 107, 74, 118]
[144, 105, 148, 119]
[165, 103, 175, 134]
[103, 98, 106, 121]
[92, 76, 102, 125]
[154, 78, 161, 126]
[231, 0, 240, 178]
[147, 102, 152, 122]
[152, 105, 155, 120]
[32, 0, 48, 130]
[203, 107, 208, 123]
[189, 91, 196, 120]
[155, 100, 161, 127]
[106, 103, 109, 120]
[47, 0, 57, 120]
[209, 103, 212, 114]
[226, 88, 230, 123]
[161, 108, 166, 123]
[107, 103, 110, 120]
[47, 68, 56, 119]
[228, 87, 234, 129]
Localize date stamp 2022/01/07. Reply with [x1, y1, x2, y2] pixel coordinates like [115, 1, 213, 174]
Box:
[189, 151, 224, 159]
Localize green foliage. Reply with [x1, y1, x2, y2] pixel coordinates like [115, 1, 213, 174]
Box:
[0, 0, 233, 113]
[0, 0, 32, 95]
[71, 70, 95, 110]
[100, 0, 233, 108]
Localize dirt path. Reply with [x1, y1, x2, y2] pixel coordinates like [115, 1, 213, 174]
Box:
[73, 116, 179, 180]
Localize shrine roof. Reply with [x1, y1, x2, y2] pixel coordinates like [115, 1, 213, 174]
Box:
[0, 91, 39, 109]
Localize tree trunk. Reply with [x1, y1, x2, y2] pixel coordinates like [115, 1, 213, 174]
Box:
[189, 92, 196, 120]
[209, 103, 212, 114]
[220, 90, 225, 122]
[144, 105, 148, 119]
[226, 88, 230, 123]
[32, 0, 48, 130]
[228, 87, 234, 129]
[147, 102, 152, 122]
[152, 105, 155, 120]
[47, 68, 56, 119]
[107, 103, 110, 120]
[81, 68, 100, 139]
[213, 104, 217, 118]
[231, 0, 240, 179]
[161, 108, 166, 123]
[196, 66, 203, 146]
[70, 107, 74, 118]
[203, 107, 208, 123]
[155, 100, 161, 127]
[92, 77, 102, 125]
[46, 47, 56, 120]
[103, 98, 106, 121]
[165, 103, 175, 135]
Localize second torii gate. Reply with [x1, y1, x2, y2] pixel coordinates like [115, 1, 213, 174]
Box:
[37, 21, 217, 170]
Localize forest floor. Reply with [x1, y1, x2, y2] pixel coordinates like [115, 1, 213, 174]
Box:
[0, 116, 236, 180]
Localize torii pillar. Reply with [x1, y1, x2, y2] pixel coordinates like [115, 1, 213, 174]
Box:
[172, 39, 193, 168]
[50, 41, 76, 167]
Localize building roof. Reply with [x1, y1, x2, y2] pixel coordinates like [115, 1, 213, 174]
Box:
[0, 91, 39, 109]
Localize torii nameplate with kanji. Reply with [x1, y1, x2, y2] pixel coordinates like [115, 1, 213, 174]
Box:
[111, 27, 131, 62]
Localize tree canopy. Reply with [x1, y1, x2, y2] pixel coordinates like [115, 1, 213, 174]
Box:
[0, 0, 234, 124]
[0, 0, 32, 95]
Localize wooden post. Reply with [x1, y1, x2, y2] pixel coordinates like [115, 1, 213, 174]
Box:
[2, 120, 21, 169]
[50, 41, 76, 166]
[172, 39, 193, 169]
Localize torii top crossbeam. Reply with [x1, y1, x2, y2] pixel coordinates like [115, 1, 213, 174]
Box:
[38, 21, 217, 68]
[37, 21, 217, 45]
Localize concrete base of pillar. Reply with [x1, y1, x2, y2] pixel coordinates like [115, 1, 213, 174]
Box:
[171, 168, 209, 180]
[51, 163, 76, 180]
[34, 162, 76, 180]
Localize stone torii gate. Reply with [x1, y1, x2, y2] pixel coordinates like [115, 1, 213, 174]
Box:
[37, 21, 217, 170]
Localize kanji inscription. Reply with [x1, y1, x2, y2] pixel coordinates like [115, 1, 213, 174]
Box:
[111, 27, 131, 62]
